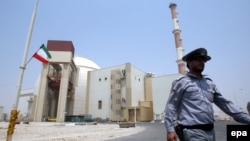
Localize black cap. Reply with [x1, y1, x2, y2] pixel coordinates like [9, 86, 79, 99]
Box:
[182, 48, 211, 61]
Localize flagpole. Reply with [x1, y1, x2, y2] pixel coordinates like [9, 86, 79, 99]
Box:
[6, 0, 39, 141]
[25, 45, 42, 67]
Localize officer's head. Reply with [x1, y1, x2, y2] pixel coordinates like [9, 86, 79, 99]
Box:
[182, 48, 211, 72]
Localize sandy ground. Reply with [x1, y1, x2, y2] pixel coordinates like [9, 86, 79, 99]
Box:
[0, 122, 145, 141]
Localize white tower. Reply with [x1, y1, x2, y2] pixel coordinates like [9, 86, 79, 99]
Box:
[169, 3, 186, 74]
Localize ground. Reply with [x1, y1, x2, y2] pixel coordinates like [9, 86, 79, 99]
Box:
[0, 122, 144, 141]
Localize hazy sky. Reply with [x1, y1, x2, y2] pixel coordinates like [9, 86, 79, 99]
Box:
[0, 0, 250, 114]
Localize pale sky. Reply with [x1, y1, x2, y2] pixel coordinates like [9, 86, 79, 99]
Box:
[0, 0, 250, 114]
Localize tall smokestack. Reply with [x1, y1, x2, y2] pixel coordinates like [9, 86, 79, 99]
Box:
[169, 3, 186, 74]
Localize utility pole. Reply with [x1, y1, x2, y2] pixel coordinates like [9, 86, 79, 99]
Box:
[6, 0, 39, 140]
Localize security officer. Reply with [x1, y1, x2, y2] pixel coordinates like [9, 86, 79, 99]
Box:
[164, 48, 250, 141]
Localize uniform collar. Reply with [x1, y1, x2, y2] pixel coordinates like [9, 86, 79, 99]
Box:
[187, 72, 205, 80]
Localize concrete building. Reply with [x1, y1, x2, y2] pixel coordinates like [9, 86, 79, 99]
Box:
[18, 40, 181, 122]
[86, 63, 154, 122]
[31, 40, 102, 122]
[17, 2, 188, 123]
[85, 63, 181, 122]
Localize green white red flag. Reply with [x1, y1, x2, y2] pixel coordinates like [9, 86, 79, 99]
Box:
[33, 44, 52, 63]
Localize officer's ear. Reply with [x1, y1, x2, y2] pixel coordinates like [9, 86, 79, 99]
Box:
[186, 61, 191, 69]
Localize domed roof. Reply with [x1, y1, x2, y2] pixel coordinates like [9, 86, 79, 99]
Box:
[74, 56, 100, 69]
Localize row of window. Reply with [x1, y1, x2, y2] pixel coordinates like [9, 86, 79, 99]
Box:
[99, 77, 108, 81]
[98, 99, 122, 110]
[98, 76, 141, 82]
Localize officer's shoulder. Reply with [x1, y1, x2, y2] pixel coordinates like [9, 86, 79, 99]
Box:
[203, 75, 213, 81]
[175, 75, 187, 81]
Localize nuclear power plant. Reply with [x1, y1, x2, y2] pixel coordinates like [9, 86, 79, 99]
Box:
[2, 3, 188, 123]
[17, 39, 181, 122]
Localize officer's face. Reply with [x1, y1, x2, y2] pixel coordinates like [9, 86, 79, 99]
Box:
[188, 57, 206, 73]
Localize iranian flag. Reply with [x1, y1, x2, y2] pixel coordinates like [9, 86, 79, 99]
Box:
[33, 44, 52, 63]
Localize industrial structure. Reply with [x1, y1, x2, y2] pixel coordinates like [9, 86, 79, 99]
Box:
[16, 40, 181, 122]
[6, 2, 187, 123]
[169, 3, 186, 74]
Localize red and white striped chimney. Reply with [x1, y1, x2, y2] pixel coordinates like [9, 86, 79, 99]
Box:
[169, 3, 186, 74]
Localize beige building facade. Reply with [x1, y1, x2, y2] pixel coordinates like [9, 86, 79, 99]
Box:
[86, 63, 155, 122]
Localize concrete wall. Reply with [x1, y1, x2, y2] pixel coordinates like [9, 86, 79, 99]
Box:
[87, 64, 126, 119]
[138, 107, 151, 121]
[139, 101, 153, 121]
[144, 77, 153, 101]
[73, 67, 95, 115]
[152, 73, 181, 121]
[130, 66, 145, 107]
[49, 51, 72, 63]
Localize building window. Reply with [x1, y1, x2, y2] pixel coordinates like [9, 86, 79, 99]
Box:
[105, 77, 107, 80]
[98, 100, 102, 109]
[116, 89, 121, 94]
[99, 78, 101, 81]
[116, 110, 121, 115]
[116, 99, 121, 104]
